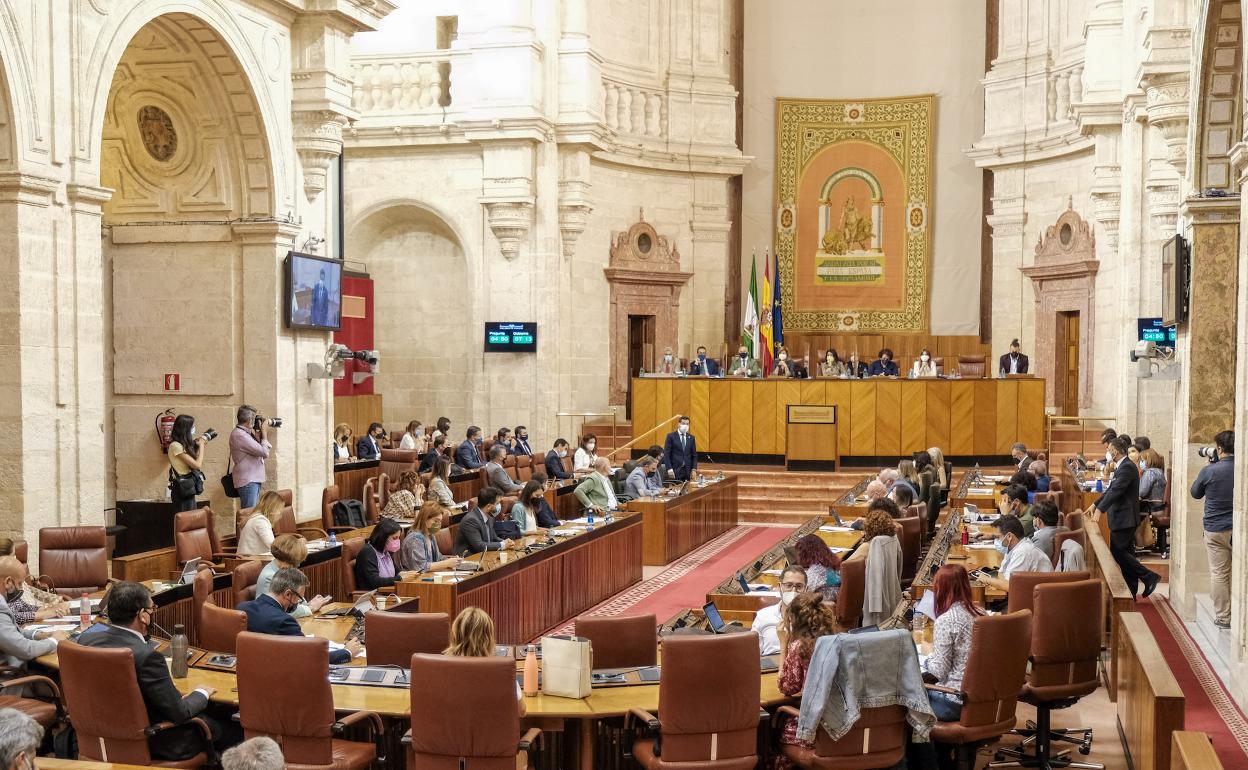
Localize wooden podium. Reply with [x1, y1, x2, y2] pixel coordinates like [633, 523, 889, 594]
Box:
[785, 405, 838, 471]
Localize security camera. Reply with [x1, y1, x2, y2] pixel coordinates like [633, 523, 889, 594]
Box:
[1129, 340, 1157, 362]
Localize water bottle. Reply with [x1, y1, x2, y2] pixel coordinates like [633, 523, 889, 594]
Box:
[523, 645, 539, 696]
[1095, 477, 1103, 493]
[961, 525, 970, 546]
[171, 624, 189, 679]
[638, 365, 645, 376]
[328, 531, 338, 547]
[79, 593, 90, 629]
[587, 508, 595, 529]
[973, 462, 981, 482]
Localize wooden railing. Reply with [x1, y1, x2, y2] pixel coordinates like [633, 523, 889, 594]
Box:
[1118, 612, 1185, 770]
[1044, 413, 1116, 458]
[606, 414, 680, 461]
[1083, 523, 1134, 701]
[1170, 732, 1225, 770]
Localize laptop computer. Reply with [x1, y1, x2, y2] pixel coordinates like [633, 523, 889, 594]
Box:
[783, 545, 799, 567]
[321, 590, 377, 617]
[178, 557, 204, 585]
[828, 508, 845, 526]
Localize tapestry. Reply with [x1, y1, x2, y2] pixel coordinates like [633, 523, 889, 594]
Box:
[773, 95, 935, 333]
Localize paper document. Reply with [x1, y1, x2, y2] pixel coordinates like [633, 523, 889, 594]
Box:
[914, 590, 936, 618]
[966, 542, 998, 549]
[968, 487, 995, 495]
[819, 525, 855, 532]
[549, 529, 579, 537]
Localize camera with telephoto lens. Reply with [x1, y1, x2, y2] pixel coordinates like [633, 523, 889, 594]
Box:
[253, 416, 283, 430]
[201, 429, 218, 442]
[1198, 446, 1220, 462]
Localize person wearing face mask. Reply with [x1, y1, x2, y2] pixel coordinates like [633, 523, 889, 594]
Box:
[353, 518, 419, 589]
[167, 414, 209, 512]
[998, 338, 1029, 376]
[0, 707, 44, 770]
[688, 345, 721, 376]
[910, 348, 938, 378]
[0, 557, 67, 670]
[976, 514, 1051, 597]
[730, 345, 763, 378]
[529, 473, 564, 528]
[398, 420, 426, 453]
[254, 535, 328, 618]
[495, 427, 516, 454]
[421, 434, 447, 473]
[995, 482, 1034, 537]
[238, 567, 359, 664]
[455, 426, 486, 470]
[662, 415, 698, 482]
[750, 565, 808, 655]
[545, 438, 574, 480]
[819, 348, 848, 378]
[574, 457, 622, 514]
[512, 425, 533, 456]
[844, 351, 869, 379]
[573, 434, 599, 474]
[356, 422, 385, 460]
[1093, 434, 1160, 598]
[868, 347, 899, 377]
[772, 346, 795, 377]
[454, 487, 518, 555]
[625, 455, 664, 499]
[77, 580, 219, 760]
[484, 444, 523, 493]
[659, 345, 680, 375]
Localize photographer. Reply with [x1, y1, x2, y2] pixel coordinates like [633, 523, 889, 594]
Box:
[229, 405, 275, 509]
[1192, 430, 1234, 629]
[168, 415, 213, 512]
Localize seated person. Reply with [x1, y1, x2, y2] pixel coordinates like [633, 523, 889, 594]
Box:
[509, 481, 548, 536]
[889, 483, 915, 511]
[356, 422, 384, 460]
[844, 351, 869, 379]
[646, 445, 669, 486]
[484, 444, 523, 493]
[238, 567, 359, 664]
[544, 438, 574, 480]
[236, 491, 282, 556]
[729, 345, 763, 378]
[772, 347, 797, 378]
[868, 348, 899, 377]
[1029, 460, 1051, 493]
[820, 348, 848, 378]
[353, 518, 418, 590]
[427, 457, 456, 507]
[573, 457, 621, 513]
[1029, 500, 1066, 562]
[775, 592, 840, 759]
[862, 479, 888, 505]
[658, 346, 680, 374]
[910, 349, 938, 378]
[795, 533, 841, 602]
[750, 565, 807, 655]
[455, 426, 486, 470]
[998, 483, 1034, 536]
[0, 539, 69, 625]
[512, 426, 533, 456]
[255, 534, 328, 618]
[0, 557, 68, 661]
[859, 509, 902, 627]
[420, 435, 447, 473]
[1010, 468, 1038, 504]
[625, 455, 663, 498]
[494, 427, 516, 455]
[446, 607, 525, 711]
[529, 473, 564, 528]
[688, 346, 720, 376]
[1011, 442, 1033, 472]
[398, 420, 427, 454]
[76, 581, 218, 760]
[381, 470, 425, 519]
[400, 501, 462, 573]
[977, 514, 1052, 595]
[999, 338, 1029, 375]
[453, 487, 517, 555]
[332, 423, 353, 462]
[573, 434, 598, 475]
[921, 565, 983, 735]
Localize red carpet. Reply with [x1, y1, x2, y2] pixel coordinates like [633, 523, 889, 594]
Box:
[1137, 596, 1248, 766]
[544, 525, 793, 636]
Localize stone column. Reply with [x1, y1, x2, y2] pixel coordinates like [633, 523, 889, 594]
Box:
[1169, 197, 1240, 618]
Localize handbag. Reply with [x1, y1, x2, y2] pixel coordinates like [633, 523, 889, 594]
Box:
[1134, 509, 1156, 548]
[540, 635, 592, 699]
[221, 456, 239, 499]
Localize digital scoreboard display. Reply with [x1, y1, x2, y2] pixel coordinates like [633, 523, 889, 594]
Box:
[1137, 317, 1176, 345]
[484, 322, 537, 353]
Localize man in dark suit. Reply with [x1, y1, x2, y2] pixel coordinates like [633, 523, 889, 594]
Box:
[545, 438, 573, 480]
[453, 487, 515, 555]
[1011, 442, 1033, 472]
[455, 426, 485, 469]
[420, 435, 446, 473]
[311, 268, 330, 327]
[513, 426, 533, 456]
[688, 346, 721, 376]
[662, 415, 698, 481]
[1094, 435, 1160, 597]
[76, 581, 220, 761]
[237, 568, 357, 664]
[999, 339, 1029, 375]
[356, 422, 383, 460]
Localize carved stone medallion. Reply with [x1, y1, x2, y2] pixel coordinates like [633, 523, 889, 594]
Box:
[137, 105, 178, 162]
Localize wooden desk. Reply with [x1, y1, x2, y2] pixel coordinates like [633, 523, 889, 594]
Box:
[949, 471, 1001, 510]
[1118, 612, 1185, 770]
[829, 476, 873, 518]
[333, 458, 380, 501]
[394, 515, 643, 644]
[1170, 732, 1226, 770]
[631, 376, 1045, 460]
[625, 476, 737, 566]
[1062, 460, 1103, 514]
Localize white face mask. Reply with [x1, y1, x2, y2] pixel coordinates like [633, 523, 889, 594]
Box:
[664, 354, 673, 362]
[557, 449, 567, 458]
[779, 353, 788, 361]
[780, 591, 797, 606]
[921, 355, 930, 362]
[586, 442, 596, 451]
[678, 424, 689, 434]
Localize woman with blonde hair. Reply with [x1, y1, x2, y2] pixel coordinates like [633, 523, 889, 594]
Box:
[1139, 448, 1167, 516]
[927, 446, 948, 489]
[332, 423, 353, 462]
[236, 490, 284, 556]
[445, 606, 525, 706]
[382, 470, 425, 519]
[254, 534, 328, 616]
[400, 501, 461, 573]
[896, 460, 921, 498]
[399, 420, 427, 453]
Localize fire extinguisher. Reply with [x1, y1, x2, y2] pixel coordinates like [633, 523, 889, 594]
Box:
[156, 408, 176, 453]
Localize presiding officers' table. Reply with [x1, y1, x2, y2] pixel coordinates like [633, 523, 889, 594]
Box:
[625, 475, 738, 565]
[395, 513, 643, 644]
[631, 375, 1045, 461]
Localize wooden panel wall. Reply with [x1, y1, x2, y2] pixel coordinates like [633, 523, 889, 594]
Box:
[334, 394, 383, 443]
[631, 378, 1046, 458]
[781, 333, 992, 364]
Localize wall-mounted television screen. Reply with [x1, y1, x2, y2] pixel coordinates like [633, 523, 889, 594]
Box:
[1137, 318, 1176, 345]
[1160, 234, 1189, 327]
[484, 322, 537, 352]
[285, 252, 343, 331]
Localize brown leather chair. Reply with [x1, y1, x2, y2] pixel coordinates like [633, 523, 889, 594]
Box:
[575, 614, 658, 669]
[271, 506, 328, 542]
[933, 356, 945, 375]
[38, 526, 108, 596]
[626, 632, 761, 768]
[362, 478, 380, 525]
[232, 560, 264, 605]
[930, 611, 1033, 769]
[1052, 530, 1086, 569]
[897, 516, 921, 584]
[435, 527, 454, 557]
[1006, 571, 1090, 615]
[406, 654, 542, 769]
[58, 641, 215, 767]
[0, 671, 63, 729]
[364, 611, 448, 667]
[775, 705, 907, 768]
[12, 539, 27, 565]
[994, 580, 1104, 769]
[340, 537, 366, 597]
[515, 455, 533, 482]
[190, 565, 217, 645]
[199, 600, 247, 654]
[236, 632, 383, 770]
[321, 484, 354, 534]
[380, 448, 419, 480]
[834, 557, 865, 629]
[174, 508, 231, 566]
[1062, 510, 1083, 532]
[375, 472, 391, 509]
[956, 355, 986, 378]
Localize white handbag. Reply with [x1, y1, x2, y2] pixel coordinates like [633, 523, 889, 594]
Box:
[540, 635, 592, 698]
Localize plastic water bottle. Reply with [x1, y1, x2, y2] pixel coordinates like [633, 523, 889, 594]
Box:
[523, 645, 539, 696]
[79, 593, 90, 629]
[973, 462, 981, 481]
[171, 624, 189, 679]
[587, 509, 595, 529]
[1095, 477, 1103, 493]
[328, 531, 338, 547]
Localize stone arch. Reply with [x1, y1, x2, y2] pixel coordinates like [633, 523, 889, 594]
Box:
[348, 203, 475, 428]
[1189, 0, 1242, 192]
[0, 2, 38, 169]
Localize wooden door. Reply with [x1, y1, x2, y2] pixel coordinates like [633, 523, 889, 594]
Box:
[1055, 311, 1080, 414]
[627, 315, 657, 419]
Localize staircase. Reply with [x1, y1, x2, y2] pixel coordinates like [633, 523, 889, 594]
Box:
[583, 420, 632, 455]
[1046, 422, 1109, 468]
[709, 466, 863, 525]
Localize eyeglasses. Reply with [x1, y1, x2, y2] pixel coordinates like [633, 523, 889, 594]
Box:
[779, 581, 806, 591]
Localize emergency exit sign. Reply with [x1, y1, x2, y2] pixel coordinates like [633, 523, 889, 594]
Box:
[164, 373, 181, 391]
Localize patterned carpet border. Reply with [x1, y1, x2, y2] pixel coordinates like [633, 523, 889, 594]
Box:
[544, 525, 759, 637]
[1151, 595, 1248, 755]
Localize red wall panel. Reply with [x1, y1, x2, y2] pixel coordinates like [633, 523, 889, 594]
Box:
[333, 272, 374, 397]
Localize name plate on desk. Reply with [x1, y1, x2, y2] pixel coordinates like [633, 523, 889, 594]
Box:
[787, 405, 837, 424]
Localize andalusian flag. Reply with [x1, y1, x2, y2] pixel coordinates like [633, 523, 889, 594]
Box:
[772, 249, 783, 350]
[760, 250, 774, 374]
[742, 251, 759, 358]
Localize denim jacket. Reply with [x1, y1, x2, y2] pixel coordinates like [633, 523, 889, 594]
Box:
[796, 629, 934, 743]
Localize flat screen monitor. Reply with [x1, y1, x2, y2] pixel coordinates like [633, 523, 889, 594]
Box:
[1137, 317, 1176, 345]
[484, 322, 537, 353]
[285, 252, 343, 331]
[1160, 234, 1189, 327]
